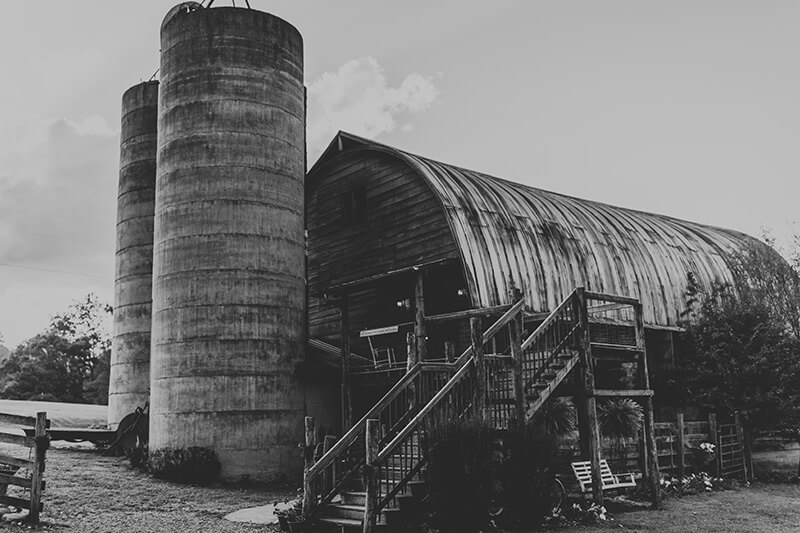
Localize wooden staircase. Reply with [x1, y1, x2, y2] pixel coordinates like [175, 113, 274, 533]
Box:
[304, 288, 656, 531]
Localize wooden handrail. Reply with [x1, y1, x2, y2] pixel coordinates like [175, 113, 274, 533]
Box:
[453, 299, 526, 367]
[520, 289, 579, 352]
[585, 290, 638, 306]
[307, 363, 422, 478]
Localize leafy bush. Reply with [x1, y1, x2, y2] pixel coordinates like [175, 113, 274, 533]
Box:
[148, 447, 221, 484]
[423, 416, 566, 532]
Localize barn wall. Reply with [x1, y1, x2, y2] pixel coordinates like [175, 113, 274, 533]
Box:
[306, 149, 461, 343]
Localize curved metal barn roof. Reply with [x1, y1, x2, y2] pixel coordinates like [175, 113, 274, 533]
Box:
[314, 132, 769, 328]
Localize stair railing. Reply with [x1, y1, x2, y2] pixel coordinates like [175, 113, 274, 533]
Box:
[366, 299, 527, 517]
[520, 288, 582, 393]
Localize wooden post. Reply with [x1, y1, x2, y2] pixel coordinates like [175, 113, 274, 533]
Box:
[635, 302, 660, 508]
[444, 341, 455, 363]
[676, 412, 686, 479]
[28, 412, 47, 523]
[302, 416, 316, 519]
[414, 270, 427, 362]
[707, 413, 719, 477]
[741, 412, 754, 482]
[406, 332, 417, 372]
[509, 312, 525, 425]
[470, 317, 487, 421]
[363, 419, 380, 533]
[340, 296, 352, 431]
[735, 413, 749, 482]
[322, 435, 336, 496]
[575, 288, 603, 505]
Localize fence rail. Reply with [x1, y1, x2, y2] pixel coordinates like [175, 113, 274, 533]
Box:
[0, 411, 48, 523]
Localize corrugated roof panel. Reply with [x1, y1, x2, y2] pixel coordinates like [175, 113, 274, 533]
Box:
[318, 133, 772, 328]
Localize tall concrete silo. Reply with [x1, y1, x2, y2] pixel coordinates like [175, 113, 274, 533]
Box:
[109, 80, 159, 428]
[150, 4, 306, 481]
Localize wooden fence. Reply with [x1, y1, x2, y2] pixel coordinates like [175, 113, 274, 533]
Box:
[0, 411, 48, 523]
[654, 412, 750, 481]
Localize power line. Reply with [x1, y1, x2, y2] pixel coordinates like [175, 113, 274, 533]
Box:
[0, 261, 110, 280]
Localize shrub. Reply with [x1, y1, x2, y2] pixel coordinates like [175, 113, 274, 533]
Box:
[148, 446, 221, 484]
[423, 417, 565, 532]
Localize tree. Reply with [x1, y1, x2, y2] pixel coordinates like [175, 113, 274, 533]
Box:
[0, 293, 111, 404]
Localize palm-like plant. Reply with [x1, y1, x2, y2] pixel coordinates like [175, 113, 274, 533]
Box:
[597, 398, 643, 471]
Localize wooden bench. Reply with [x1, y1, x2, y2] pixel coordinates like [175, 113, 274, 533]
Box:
[571, 459, 636, 493]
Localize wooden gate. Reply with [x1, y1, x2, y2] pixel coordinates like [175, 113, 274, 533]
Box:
[717, 422, 746, 480]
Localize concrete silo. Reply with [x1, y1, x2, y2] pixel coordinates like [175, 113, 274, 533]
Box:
[150, 4, 306, 481]
[109, 80, 159, 428]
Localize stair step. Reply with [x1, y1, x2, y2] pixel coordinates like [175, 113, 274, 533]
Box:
[321, 503, 365, 520]
[340, 491, 366, 506]
[317, 517, 391, 531]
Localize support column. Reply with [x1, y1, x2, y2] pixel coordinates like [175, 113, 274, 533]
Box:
[635, 302, 660, 508]
[363, 419, 380, 533]
[470, 317, 487, 421]
[340, 295, 352, 431]
[414, 270, 427, 361]
[676, 412, 686, 479]
[575, 288, 603, 505]
[302, 416, 316, 519]
[509, 311, 525, 426]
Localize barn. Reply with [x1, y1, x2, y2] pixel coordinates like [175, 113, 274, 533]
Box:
[304, 130, 768, 427]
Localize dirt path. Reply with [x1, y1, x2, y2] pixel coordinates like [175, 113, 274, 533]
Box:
[1, 445, 291, 532]
[565, 483, 800, 532]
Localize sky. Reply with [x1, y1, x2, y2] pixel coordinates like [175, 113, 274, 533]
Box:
[0, 1, 798, 348]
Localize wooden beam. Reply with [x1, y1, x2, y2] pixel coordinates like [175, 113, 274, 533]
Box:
[575, 288, 603, 505]
[322, 435, 336, 496]
[425, 304, 513, 324]
[0, 432, 32, 448]
[406, 332, 416, 372]
[363, 419, 380, 533]
[635, 303, 660, 509]
[28, 412, 47, 523]
[340, 296, 352, 431]
[470, 317, 487, 421]
[0, 413, 50, 429]
[594, 389, 654, 397]
[443, 341, 455, 363]
[676, 412, 686, 479]
[585, 291, 639, 306]
[0, 454, 32, 469]
[325, 258, 453, 294]
[302, 416, 316, 519]
[414, 270, 427, 361]
[509, 312, 525, 425]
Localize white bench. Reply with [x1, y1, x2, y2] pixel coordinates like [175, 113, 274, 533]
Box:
[571, 459, 636, 493]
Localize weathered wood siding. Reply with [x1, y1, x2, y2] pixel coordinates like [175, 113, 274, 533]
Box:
[306, 148, 461, 342]
[314, 133, 773, 329]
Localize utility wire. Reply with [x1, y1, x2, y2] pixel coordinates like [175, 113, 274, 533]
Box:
[0, 261, 110, 280]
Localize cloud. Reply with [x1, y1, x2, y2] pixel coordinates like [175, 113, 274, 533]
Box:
[307, 57, 439, 162]
[0, 115, 118, 276]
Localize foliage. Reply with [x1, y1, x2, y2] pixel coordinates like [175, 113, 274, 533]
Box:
[0, 293, 111, 404]
[148, 447, 221, 484]
[423, 412, 570, 532]
[598, 398, 643, 472]
[659, 472, 735, 497]
[529, 396, 576, 438]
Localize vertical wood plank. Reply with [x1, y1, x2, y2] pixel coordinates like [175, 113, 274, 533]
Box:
[508, 312, 525, 425]
[28, 412, 46, 524]
[363, 419, 380, 533]
[340, 296, 352, 431]
[302, 416, 316, 519]
[708, 413, 719, 477]
[741, 412, 754, 482]
[322, 435, 336, 496]
[444, 341, 455, 363]
[575, 289, 603, 505]
[676, 412, 686, 479]
[635, 302, 660, 508]
[414, 270, 427, 362]
[406, 332, 417, 372]
[735, 413, 749, 482]
[470, 317, 487, 421]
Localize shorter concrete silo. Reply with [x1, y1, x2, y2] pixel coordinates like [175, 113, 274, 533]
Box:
[108, 81, 159, 428]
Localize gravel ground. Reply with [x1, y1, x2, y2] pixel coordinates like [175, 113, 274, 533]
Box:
[0, 442, 293, 533]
